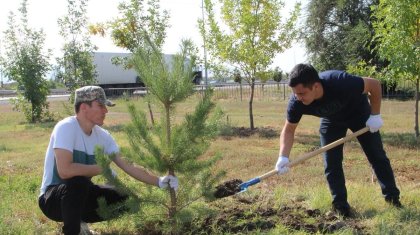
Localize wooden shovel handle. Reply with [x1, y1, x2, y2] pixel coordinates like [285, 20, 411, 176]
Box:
[258, 126, 370, 181]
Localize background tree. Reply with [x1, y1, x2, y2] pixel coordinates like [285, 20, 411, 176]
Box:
[233, 68, 243, 101]
[371, 0, 419, 137]
[200, 0, 300, 130]
[56, 0, 97, 103]
[0, 40, 4, 88]
[90, 0, 170, 124]
[107, 0, 168, 53]
[303, 0, 382, 71]
[272, 66, 283, 88]
[1, 0, 51, 123]
[97, 39, 224, 233]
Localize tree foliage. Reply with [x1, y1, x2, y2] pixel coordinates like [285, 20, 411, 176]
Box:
[56, 0, 97, 103]
[371, 0, 419, 137]
[272, 66, 283, 83]
[89, 0, 170, 124]
[1, 0, 51, 123]
[89, 0, 169, 55]
[303, 0, 381, 71]
[200, 0, 300, 129]
[110, 0, 169, 52]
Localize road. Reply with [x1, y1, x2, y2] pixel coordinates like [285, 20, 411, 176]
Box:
[0, 94, 70, 105]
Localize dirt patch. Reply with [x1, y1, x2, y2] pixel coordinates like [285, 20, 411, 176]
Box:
[222, 127, 279, 138]
[214, 179, 243, 198]
[186, 196, 366, 234]
[396, 165, 420, 183]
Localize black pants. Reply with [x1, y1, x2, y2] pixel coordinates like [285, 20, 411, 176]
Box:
[319, 114, 400, 208]
[38, 176, 128, 235]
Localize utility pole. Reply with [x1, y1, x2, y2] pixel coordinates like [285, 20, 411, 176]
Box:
[201, 0, 209, 88]
[0, 69, 3, 88]
[0, 40, 3, 88]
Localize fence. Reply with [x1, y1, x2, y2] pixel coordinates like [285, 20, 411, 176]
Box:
[193, 82, 292, 101]
[103, 80, 416, 101]
[0, 80, 416, 100]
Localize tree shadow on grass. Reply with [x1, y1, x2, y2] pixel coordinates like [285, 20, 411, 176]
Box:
[104, 124, 127, 133]
[290, 132, 419, 152]
[219, 126, 280, 139]
[21, 121, 57, 130]
[219, 126, 321, 149]
[382, 132, 420, 150]
[264, 132, 420, 152]
[294, 133, 321, 151]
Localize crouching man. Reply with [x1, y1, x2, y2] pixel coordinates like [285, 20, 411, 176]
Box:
[38, 86, 178, 234]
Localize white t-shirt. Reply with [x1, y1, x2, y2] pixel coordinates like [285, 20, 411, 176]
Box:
[40, 116, 119, 195]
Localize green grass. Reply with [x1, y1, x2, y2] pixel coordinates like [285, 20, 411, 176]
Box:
[0, 96, 419, 234]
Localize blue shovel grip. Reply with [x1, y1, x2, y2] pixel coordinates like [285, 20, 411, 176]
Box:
[239, 177, 261, 191]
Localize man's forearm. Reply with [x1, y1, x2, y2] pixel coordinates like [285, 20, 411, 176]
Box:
[127, 165, 159, 186]
[363, 77, 382, 114]
[279, 129, 294, 157]
[113, 155, 159, 186]
[59, 163, 102, 179]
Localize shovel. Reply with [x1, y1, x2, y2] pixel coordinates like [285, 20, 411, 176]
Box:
[214, 126, 369, 198]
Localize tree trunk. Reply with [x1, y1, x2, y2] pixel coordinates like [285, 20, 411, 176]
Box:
[414, 77, 419, 138]
[168, 167, 177, 234]
[249, 81, 255, 130]
[240, 82, 243, 102]
[148, 102, 155, 125]
[283, 83, 286, 100]
[31, 102, 35, 123]
[164, 104, 177, 234]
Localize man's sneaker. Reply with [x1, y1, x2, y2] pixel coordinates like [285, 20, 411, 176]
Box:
[332, 203, 352, 218]
[386, 198, 403, 208]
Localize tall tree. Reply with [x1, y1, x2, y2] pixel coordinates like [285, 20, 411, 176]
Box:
[372, 0, 420, 137]
[200, 0, 300, 130]
[272, 66, 284, 85]
[56, 0, 97, 103]
[107, 0, 169, 52]
[96, 39, 224, 234]
[1, 0, 51, 123]
[90, 0, 170, 124]
[303, 0, 381, 71]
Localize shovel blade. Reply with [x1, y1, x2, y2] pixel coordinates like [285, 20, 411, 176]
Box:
[239, 177, 261, 192]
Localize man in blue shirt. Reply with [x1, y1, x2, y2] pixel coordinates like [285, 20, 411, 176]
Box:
[275, 64, 401, 217]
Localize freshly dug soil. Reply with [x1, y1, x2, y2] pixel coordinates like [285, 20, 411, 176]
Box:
[138, 194, 366, 234]
[213, 179, 243, 198]
[184, 196, 366, 234]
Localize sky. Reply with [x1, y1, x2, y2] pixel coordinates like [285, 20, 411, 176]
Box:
[0, 0, 307, 82]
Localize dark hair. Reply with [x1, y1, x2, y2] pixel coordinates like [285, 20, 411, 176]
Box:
[75, 101, 93, 113]
[288, 64, 321, 88]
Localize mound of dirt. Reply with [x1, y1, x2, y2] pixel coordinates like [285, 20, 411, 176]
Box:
[137, 193, 366, 234]
[185, 195, 366, 234]
[214, 179, 243, 198]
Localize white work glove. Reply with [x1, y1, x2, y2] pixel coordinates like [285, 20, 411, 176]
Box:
[366, 114, 383, 133]
[275, 156, 290, 175]
[158, 175, 178, 191]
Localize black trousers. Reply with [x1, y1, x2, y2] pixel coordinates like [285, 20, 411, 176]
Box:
[39, 176, 128, 235]
[319, 114, 400, 207]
